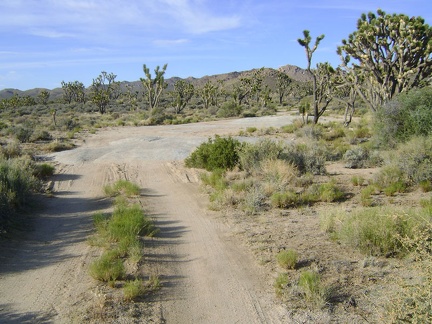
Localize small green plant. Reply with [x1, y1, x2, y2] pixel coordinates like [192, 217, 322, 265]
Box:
[383, 181, 406, 196]
[298, 270, 329, 308]
[274, 273, 289, 298]
[351, 175, 364, 186]
[104, 179, 141, 197]
[271, 191, 299, 208]
[123, 278, 145, 301]
[245, 127, 257, 133]
[360, 185, 377, 207]
[33, 163, 55, 178]
[89, 250, 125, 282]
[419, 180, 432, 192]
[276, 249, 298, 270]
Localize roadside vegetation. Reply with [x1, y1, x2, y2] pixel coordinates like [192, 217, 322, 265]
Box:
[88, 180, 159, 302]
[185, 86, 432, 321]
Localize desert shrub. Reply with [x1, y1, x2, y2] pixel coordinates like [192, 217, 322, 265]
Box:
[0, 156, 40, 221]
[343, 146, 369, 169]
[283, 143, 327, 175]
[373, 87, 432, 147]
[200, 169, 227, 191]
[351, 175, 365, 186]
[322, 123, 345, 141]
[238, 139, 284, 173]
[30, 130, 52, 142]
[334, 207, 431, 257]
[242, 185, 267, 215]
[419, 180, 432, 192]
[217, 101, 242, 118]
[311, 181, 345, 203]
[1, 141, 21, 159]
[280, 119, 303, 133]
[44, 140, 75, 152]
[33, 163, 55, 179]
[260, 159, 298, 189]
[274, 273, 289, 298]
[359, 185, 378, 207]
[386, 136, 432, 186]
[104, 179, 141, 197]
[11, 126, 33, 143]
[89, 250, 125, 282]
[185, 136, 242, 171]
[108, 203, 156, 242]
[373, 165, 406, 191]
[295, 124, 323, 139]
[276, 249, 298, 270]
[271, 190, 299, 208]
[123, 278, 145, 301]
[298, 270, 330, 308]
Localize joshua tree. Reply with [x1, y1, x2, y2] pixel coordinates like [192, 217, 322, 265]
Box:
[140, 64, 168, 112]
[337, 9, 432, 111]
[173, 80, 194, 114]
[90, 71, 118, 114]
[276, 71, 292, 105]
[298, 30, 334, 124]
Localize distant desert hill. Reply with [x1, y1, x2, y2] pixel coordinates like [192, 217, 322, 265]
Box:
[0, 64, 310, 101]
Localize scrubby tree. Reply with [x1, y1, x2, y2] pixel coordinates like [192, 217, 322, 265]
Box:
[140, 64, 168, 111]
[333, 68, 358, 126]
[251, 68, 265, 103]
[90, 71, 118, 114]
[276, 71, 292, 105]
[124, 84, 139, 111]
[173, 80, 194, 114]
[61, 81, 86, 104]
[199, 80, 218, 109]
[298, 30, 333, 124]
[337, 9, 432, 111]
[37, 90, 50, 105]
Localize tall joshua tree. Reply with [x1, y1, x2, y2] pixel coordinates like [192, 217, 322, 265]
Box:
[337, 9, 432, 111]
[140, 64, 168, 111]
[298, 30, 334, 124]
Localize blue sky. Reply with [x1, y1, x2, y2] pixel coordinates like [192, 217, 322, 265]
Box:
[1, 0, 431, 90]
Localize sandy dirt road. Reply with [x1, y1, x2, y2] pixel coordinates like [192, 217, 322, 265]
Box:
[0, 115, 304, 323]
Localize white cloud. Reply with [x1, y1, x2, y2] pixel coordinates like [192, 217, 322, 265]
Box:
[153, 39, 190, 47]
[29, 28, 76, 38]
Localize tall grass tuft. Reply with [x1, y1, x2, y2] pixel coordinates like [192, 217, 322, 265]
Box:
[104, 179, 141, 197]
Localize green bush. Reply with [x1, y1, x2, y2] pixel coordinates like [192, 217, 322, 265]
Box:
[0, 157, 39, 226]
[373, 87, 432, 147]
[33, 163, 55, 178]
[123, 278, 145, 301]
[217, 101, 242, 118]
[387, 136, 432, 186]
[108, 203, 156, 242]
[283, 143, 327, 175]
[185, 136, 243, 171]
[239, 139, 284, 172]
[89, 250, 125, 282]
[276, 249, 298, 270]
[274, 273, 289, 298]
[335, 207, 430, 256]
[104, 179, 141, 197]
[298, 270, 330, 307]
[271, 190, 299, 208]
[11, 126, 33, 143]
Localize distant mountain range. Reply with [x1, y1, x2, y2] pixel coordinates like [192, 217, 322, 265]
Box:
[0, 64, 310, 101]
